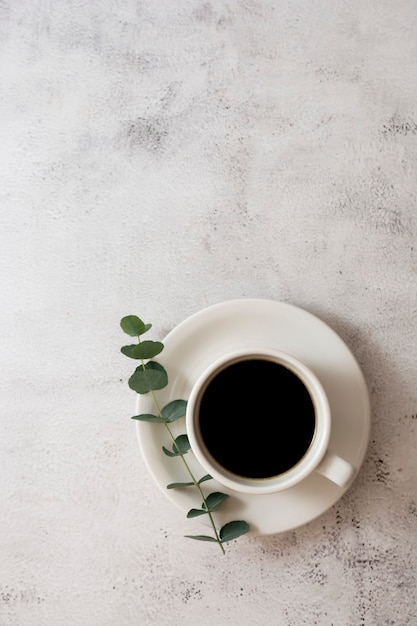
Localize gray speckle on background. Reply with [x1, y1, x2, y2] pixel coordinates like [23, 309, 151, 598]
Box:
[0, 1, 416, 625]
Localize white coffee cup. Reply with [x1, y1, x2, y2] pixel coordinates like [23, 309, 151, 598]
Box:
[186, 348, 355, 495]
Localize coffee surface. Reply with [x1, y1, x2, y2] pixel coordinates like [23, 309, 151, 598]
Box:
[198, 358, 315, 479]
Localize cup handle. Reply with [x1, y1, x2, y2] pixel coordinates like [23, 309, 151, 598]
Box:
[315, 451, 356, 488]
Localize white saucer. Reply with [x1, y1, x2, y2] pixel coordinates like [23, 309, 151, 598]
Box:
[135, 299, 371, 535]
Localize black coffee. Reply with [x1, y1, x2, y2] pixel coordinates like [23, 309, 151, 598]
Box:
[198, 358, 315, 479]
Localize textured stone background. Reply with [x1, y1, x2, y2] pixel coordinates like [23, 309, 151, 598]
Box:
[1, 1, 416, 625]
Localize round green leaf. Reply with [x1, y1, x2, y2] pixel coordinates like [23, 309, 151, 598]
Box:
[220, 520, 250, 543]
[162, 434, 190, 457]
[120, 315, 147, 336]
[131, 341, 164, 359]
[198, 474, 213, 484]
[121, 344, 138, 358]
[162, 446, 180, 457]
[128, 361, 168, 394]
[161, 399, 187, 423]
[173, 434, 190, 454]
[204, 492, 229, 511]
[187, 508, 208, 518]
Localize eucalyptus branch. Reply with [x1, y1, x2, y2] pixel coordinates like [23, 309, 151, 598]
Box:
[120, 314, 249, 553]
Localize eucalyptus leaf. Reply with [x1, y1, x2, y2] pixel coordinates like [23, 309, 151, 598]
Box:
[162, 434, 190, 457]
[173, 434, 190, 454]
[166, 481, 195, 489]
[198, 474, 213, 484]
[162, 446, 180, 457]
[120, 316, 151, 337]
[131, 340, 164, 359]
[184, 535, 218, 542]
[204, 492, 229, 511]
[121, 341, 163, 359]
[131, 413, 167, 423]
[220, 520, 250, 543]
[187, 508, 208, 518]
[161, 399, 187, 423]
[128, 361, 168, 394]
[120, 344, 138, 358]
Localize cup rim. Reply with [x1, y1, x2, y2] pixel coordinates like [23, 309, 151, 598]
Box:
[186, 347, 331, 495]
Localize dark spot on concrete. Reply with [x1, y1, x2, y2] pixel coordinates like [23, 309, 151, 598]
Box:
[125, 117, 168, 153]
[382, 115, 417, 137]
[348, 557, 382, 570]
[1, 590, 11, 604]
[179, 581, 203, 604]
[0, 586, 45, 605]
[375, 457, 390, 484]
[408, 501, 417, 517]
[375, 207, 407, 234]
[307, 563, 327, 586]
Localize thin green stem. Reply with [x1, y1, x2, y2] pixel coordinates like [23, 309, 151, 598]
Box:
[162, 421, 224, 554]
[138, 341, 225, 554]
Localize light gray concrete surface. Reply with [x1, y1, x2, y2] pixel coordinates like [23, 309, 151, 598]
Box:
[1, 1, 416, 625]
